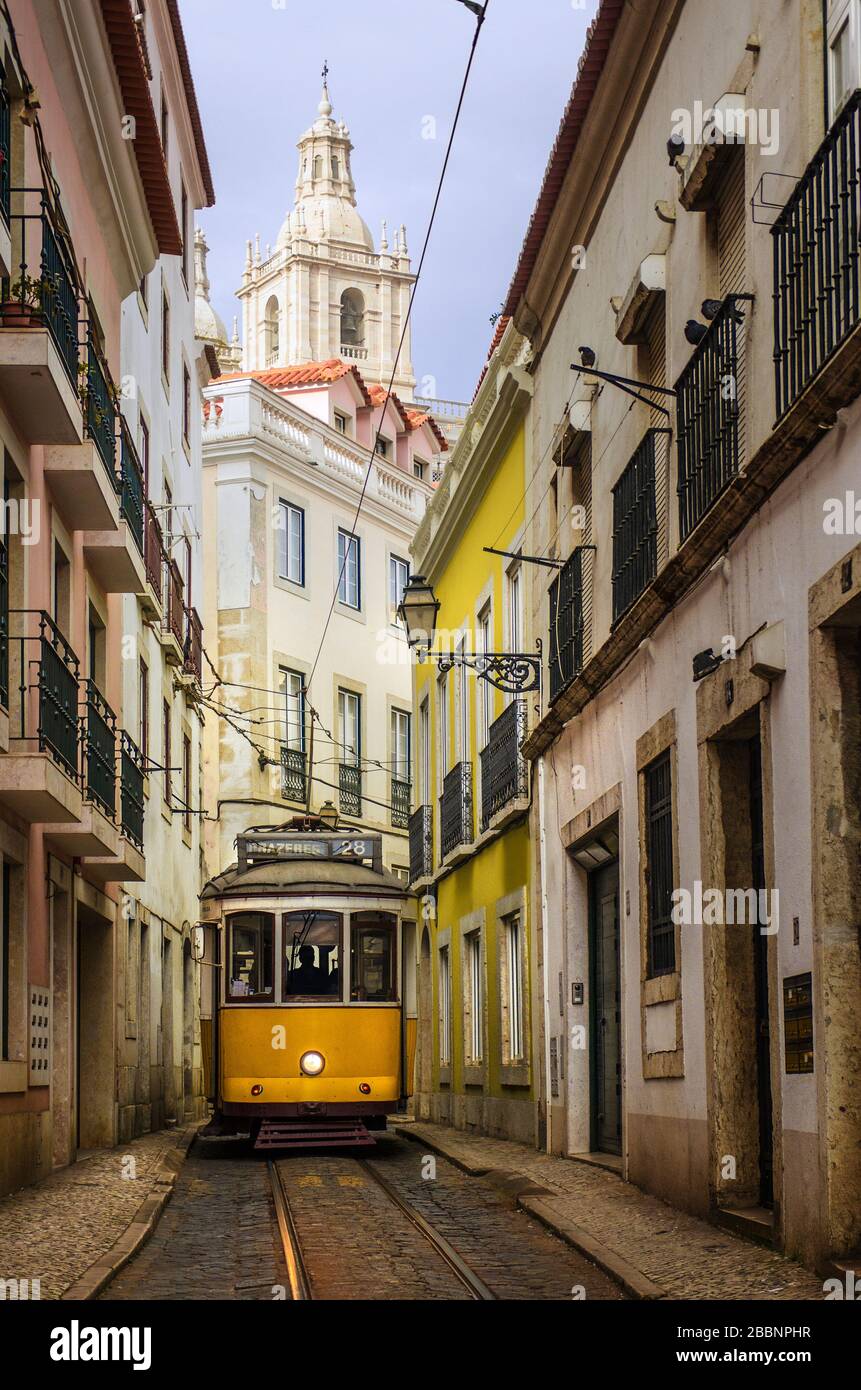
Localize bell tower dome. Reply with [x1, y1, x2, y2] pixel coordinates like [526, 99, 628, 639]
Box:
[236, 70, 416, 397]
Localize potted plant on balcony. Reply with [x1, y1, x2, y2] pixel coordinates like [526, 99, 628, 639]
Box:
[0, 273, 53, 328]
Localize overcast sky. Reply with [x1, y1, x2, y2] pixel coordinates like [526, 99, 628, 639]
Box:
[182, 0, 597, 403]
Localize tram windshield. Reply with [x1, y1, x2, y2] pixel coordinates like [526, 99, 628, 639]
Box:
[283, 911, 342, 1001]
[350, 912, 397, 1002]
[227, 913, 274, 1001]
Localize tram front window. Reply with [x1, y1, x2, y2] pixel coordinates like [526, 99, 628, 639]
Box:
[350, 912, 397, 1001]
[227, 913, 274, 1001]
[284, 911, 342, 1001]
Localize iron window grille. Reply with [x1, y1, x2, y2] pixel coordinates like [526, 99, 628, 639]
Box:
[612, 430, 663, 624]
[281, 746, 306, 802]
[81, 679, 116, 818]
[645, 749, 675, 977]
[548, 548, 584, 702]
[480, 697, 529, 830]
[0, 537, 7, 709]
[120, 420, 145, 553]
[440, 760, 473, 858]
[772, 88, 861, 417]
[3, 188, 80, 387]
[339, 761, 362, 817]
[676, 295, 746, 542]
[0, 64, 10, 226]
[120, 731, 145, 850]
[391, 776, 411, 829]
[408, 804, 433, 883]
[83, 327, 118, 479]
[7, 610, 82, 780]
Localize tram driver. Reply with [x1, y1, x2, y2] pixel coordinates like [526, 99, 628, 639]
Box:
[286, 943, 329, 995]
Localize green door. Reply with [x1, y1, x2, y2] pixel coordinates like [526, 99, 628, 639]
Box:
[591, 861, 621, 1155]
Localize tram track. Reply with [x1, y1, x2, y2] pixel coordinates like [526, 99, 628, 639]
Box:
[267, 1155, 497, 1301]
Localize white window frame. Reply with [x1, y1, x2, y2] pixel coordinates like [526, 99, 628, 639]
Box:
[338, 688, 361, 765]
[505, 912, 524, 1061]
[438, 671, 449, 782]
[456, 632, 470, 766]
[277, 501, 305, 586]
[281, 668, 305, 751]
[391, 707, 411, 784]
[389, 554, 410, 622]
[439, 945, 451, 1066]
[477, 603, 492, 752]
[466, 930, 483, 1063]
[337, 528, 361, 609]
[828, 0, 859, 121]
[419, 696, 430, 805]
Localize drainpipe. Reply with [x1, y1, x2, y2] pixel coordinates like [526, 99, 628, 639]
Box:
[538, 754, 552, 1154]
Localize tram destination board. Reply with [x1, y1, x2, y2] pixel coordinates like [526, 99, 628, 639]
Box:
[238, 829, 383, 871]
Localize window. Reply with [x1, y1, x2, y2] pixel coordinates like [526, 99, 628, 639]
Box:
[139, 658, 149, 762]
[278, 502, 304, 585]
[645, 749, 675, 977]
[1, 860, 10, 1060]
[458, 637, 470, 763]
[439, 946, 451, 1066]
[478, 604, 492, 751]
[53, 541, 70, 636]
[350, 912, 396, 1001]
[334, 410, 349, 435]
[282, 669, 305, 751]
[182, 733, 191, 831]
[508, 564, 522, 655]
[139, 272, 148, 309]
[337, 528, 361, 608]
[375, 436, 391, 460]
[87, 604, 105, 688]
[505, 913, 524, 1060]
[160, 89, 168, 157]
[438, 672, 449, 779]
[264, 295, 280, 363]
[180, 182, 189, 285]
[338, 689, 361, 764]
[313, 155, 323, 180]
[413, 457, 427, 480]
[163, 698, 171, 805]
[228, 912, 274, 1001]
[331, 155, 340, 179]
[389, 554, 409, 621]
[419, 697, 430, 804]
[161, 290, 170, 383]
[391, 708, 410, 784]
[284, 910, 341, 1000]
[182, 534, 192, 605]
[466, 931, 483, 1062]
[829, 1, 857, 119]
[182, 364, 191, 446]
[140, 416, 150, 490]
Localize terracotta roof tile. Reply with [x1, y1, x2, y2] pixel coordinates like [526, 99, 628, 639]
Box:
[165, 0, 215, 206]
[216, 360, 373, 406]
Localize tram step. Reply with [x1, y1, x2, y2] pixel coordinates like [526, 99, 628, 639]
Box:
[254, 1119, 376, 1150]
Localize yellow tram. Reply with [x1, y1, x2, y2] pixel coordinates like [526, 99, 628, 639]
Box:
[199, 818, 414, 1149]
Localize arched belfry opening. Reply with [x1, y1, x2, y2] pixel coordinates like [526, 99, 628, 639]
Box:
[340, 288, 364, 347]
[265, 295, 280, 364]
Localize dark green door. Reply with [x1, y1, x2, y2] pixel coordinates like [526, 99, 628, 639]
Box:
[591, 861, 621, 1155]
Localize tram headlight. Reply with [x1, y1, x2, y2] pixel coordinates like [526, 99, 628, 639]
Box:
[300, 1050, 325, 1076]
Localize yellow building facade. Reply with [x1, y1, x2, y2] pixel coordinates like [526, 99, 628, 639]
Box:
[409, 323, 537, 1143]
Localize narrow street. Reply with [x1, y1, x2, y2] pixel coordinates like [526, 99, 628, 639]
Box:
[101, 1134, 624, 1302]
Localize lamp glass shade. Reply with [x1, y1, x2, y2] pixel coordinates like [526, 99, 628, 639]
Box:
[319, 800, 339, 831]
[397, 574, 440, 648]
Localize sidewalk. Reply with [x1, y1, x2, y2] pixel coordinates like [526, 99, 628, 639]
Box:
[396, 1120, 824, 1300]
[0, 1124, 198, 1300]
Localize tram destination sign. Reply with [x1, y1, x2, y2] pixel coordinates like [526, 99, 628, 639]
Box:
[238, 830, 382, 872]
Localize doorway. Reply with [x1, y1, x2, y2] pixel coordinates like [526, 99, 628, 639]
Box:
[590, 860, 622, 1155]
[76, 903, 114, 1151]
[749, 734, 773, 1207]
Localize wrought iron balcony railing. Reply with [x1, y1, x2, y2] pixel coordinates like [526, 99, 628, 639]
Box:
[81, 678, 116, 819]
[548, 547, 584, 702]
[772, 88, 861, 417]
[281, 745, 306, 802]
[2, 188, 81, 386]
[612, 428, 663, 624]
[440, 761, 473, 858]
[7, 609, 80, 779]
[0, 65, 10, 227]
[183, 606, 202, 684]
[339, 762, 362, 817]
[120, 420, 145, 553]
[480, 698, 528, 831]
[144, 500, 164, 604]
[83, 327, 118, 479]
[675, 294, 745, 542]
[120, 731, 145, 850]
[163, 557, 184, 647]
[0, 537, 7, 709]
[391, 776, 410, 829]
[409, 804, 433, 883]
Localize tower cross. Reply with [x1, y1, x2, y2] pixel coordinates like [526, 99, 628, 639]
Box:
[322, 58, 329, 84]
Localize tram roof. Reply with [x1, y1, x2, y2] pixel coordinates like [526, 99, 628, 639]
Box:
[200, 857, 409, 901]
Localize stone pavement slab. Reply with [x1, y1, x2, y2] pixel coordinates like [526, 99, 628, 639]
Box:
[396, 1121, 824, 1301]
[0, 1125, 197, 1300]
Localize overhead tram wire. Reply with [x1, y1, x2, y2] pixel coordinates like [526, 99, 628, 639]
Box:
[303, 0, 492, 699]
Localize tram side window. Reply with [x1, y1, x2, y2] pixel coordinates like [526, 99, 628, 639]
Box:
[228, 913, 274, 1001]
[350, 912, 397, 1002]
[284, 911, 342, 1001]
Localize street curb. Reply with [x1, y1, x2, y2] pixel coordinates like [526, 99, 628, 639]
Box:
[394, 1122, 667, 1301]
[517, 1194, 666, 1301]
[61, 1123, 201, 1302]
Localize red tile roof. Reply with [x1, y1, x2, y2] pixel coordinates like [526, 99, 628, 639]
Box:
[501, 0, 625, 320]
[368, 385, 448, 451]
[165, 0, 216, 206]
[217, 360, 373, 406]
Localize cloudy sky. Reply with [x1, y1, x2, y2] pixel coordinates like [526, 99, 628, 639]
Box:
[182, 0, 597, 403]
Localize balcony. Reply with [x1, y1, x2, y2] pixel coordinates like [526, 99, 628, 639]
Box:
[548, 548, 584, 703]
[181, 606, 203, 695]
[339, 762, 362, 818]
[81, 732, 145, 883]
[408, 804, 433, 885]
[158, 557, 185, 665]
[0, 64, 11, 275]
[140, 499, 164, 617]
[83, 414, 146, 592]
[0, 188, 83, 443]
[0, 537, 8, 743]
[479, 699, 529, 832]
[281, 745, 306, 802]
[440, 761, 473, 860]
[391, 776, 410, 829]
[44, 678, 118, 857]
[612, 429, 663, 624]
[0, 610, 83, 823]
[675, 294, 747, 542]
[773, 90, 861, 418]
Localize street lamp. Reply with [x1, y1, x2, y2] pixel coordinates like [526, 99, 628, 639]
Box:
[397, 575, 542, 694]
[318, 800, 339, 832]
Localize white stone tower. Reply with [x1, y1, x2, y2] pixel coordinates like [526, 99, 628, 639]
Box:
[236, 74, 416, 398]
